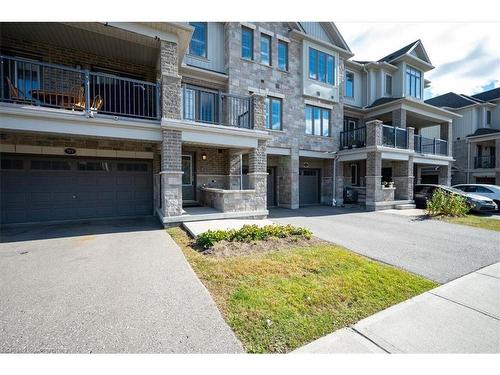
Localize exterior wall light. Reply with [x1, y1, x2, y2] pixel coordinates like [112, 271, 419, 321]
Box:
[201, 152, 207, 161]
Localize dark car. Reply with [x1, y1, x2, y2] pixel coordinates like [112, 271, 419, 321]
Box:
[414, 184, 498, 213]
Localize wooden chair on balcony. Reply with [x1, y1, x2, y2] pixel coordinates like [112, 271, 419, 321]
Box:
[91, 95, 103, 111]
[71, 85, 86, 110]
[5, 77, 27, 102]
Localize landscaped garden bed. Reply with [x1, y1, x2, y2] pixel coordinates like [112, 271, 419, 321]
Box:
[167, 224, 437, 353]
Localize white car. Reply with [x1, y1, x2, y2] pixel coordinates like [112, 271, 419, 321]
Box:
[453, 184, 500, 209]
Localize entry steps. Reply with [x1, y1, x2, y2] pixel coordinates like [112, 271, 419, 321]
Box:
[395, 203, 416, 210]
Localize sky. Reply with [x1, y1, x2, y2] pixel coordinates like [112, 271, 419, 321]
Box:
[336, 22, 500, 100]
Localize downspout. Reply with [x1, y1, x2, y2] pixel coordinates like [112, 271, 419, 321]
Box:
[327, 151, 338, 206]
[466, 138, 470, 183]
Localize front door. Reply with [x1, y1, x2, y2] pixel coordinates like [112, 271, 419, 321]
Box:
[299, 168, 320, 205]
[182, 154, 195, 202]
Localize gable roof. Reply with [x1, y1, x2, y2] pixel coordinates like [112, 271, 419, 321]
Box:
[472, 87, 500, 102]
[293, 22, 351, 53]
[425, 92, 479, 109]
[367, 97, 401, 108]
[378, 39, 432, 66]
[378, 40, 419, 62]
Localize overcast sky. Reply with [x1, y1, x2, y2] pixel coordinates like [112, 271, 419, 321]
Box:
[336, 22, 500, 99]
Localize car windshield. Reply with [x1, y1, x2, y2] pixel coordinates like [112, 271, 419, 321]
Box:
[442, 187, 465, 194]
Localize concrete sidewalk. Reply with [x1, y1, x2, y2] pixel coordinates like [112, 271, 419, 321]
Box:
[293, 262, 500, 353]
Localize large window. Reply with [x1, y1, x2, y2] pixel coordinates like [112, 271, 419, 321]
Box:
[345, 71, 354, 98]
[241, 26, 254, 60]
[385, 74, 393, 96]
[189, 22, 207, 58]
[308, 47, 334, 85]
[278, 40, 288, 71]
[487, 110, 492, 125]
[260, 34, 271, 66]
[265, 97, 282, 130]
[405, 66, 422, 98]
[305, 105, 330, 136]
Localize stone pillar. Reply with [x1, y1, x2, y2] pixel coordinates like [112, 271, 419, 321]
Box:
[365, 151, 383, 210]
[366, 120, 383, 147]
[440, 121, 453, 156]
[248, 140, 267, 211]
[392, 108, 407, 128]
[415, 164, 422, 184]
[252, 93, 266, 131]
[438, 164, 452, 186]
[335, 159, 344, 205]
[229, 149, 242, 189]
[407, 127, 415, 151]
[160, 40, 182, 120]
[322, 159, 334, 205]
[393, 158, 414, 200]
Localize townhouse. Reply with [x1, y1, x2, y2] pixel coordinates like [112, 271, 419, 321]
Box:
[424, 88, 500, 185]
[0, 22, 457, 225]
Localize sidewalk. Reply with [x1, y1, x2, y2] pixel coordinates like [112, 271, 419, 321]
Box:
[293, 262, 500, 353]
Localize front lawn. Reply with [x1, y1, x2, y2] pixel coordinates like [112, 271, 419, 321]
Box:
[440, 215, 500, 232]
[167, 227, 437, 353]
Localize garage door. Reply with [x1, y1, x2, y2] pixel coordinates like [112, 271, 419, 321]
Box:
[299, 168, 320, 205]
[1, 155, 153, 224]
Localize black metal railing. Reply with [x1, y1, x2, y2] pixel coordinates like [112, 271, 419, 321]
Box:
[414, 134, 448, 156]
[474, 155, 496, 169]
[1, 55, 160, 120]
[340, 126, 366, 149]
[182, 85, 253, 128]
[382, 125, 408, 149]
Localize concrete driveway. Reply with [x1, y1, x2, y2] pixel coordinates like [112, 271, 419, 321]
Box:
[0, 218, 242, 353]
[271, 206, 500, 283]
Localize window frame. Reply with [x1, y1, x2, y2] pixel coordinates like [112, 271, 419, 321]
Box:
[308, 47, 335, 86]
[188, 22, 208, 58]
[385, 74, 393, 96]
[345, 71, 354, 98]
[405, 65, 422, 99]
[305, 105, 331, 137]
[260, 33, 272, 66]
[265, 96, 283, 130]
[350, 164, 358, 186]
[486, 110, 492, 125]
[241, 26, 254, 61]
[277, 40, 289, 71]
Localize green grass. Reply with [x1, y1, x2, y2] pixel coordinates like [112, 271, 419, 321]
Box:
[167, 227, 437, 353]
[440, 215, 500, 232]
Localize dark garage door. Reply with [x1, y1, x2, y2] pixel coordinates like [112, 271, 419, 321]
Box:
[299, 168, 320, 205]
[1, 155, 153, 224]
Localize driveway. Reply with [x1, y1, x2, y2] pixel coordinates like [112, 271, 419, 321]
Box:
[271, 206, 500, 283]
[0, 218, 242, 353]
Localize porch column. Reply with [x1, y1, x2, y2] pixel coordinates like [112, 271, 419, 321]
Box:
[248, 140, 267, 211]
[438, 164, 452, 186]
[366, 120, 383, 146]
[407, 127, 415, 151]
[365, 151, 383, 210]
[440, 121, 453, 156]
[335, 159, 344, 205]
[393, 158, 414, 200]
[322, 159, 334, 204]
[392, 108, 407, 128]
[229, 149, 243, 189]
[277, 149, 299, 209]
[415, 164, 422, 184]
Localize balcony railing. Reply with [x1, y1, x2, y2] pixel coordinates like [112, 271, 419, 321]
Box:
[340, 126, 366, 149]
[382, 125, 408, 149]
[182, 85, 253, 129]
[474, 155, 496, 169]
[414, 134, 448, 156]
[1, 55, 160, 120]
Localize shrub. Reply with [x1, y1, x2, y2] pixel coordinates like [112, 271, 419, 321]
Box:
[195, 224, 312, 249]
[426, 189, 470, 217]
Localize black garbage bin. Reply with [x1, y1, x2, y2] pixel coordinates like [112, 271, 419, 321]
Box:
[344, 187, 358, 204]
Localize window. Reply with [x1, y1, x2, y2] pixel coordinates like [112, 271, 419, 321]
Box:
[183, 85, 218, 123]
[189, 22, 207, 58]
[260, 34, 271, 66]
[278, 40, 288, 71]
[31, 160, 71, 170]
[117, 163, 148, 172]
[351, 164, 358, 186]
[182, 155, 193, 185]
[405, 66, 422, 98]
[1, 159, 23, 170]
[305, 105, 330, 136]
[265, 97, 282, 130]
[486, 110, 492, 125]
[77, 161, 111, 171]
[241, 26, 254, 60]
[385, 74, 392, 96]
[345, 71, 354, 98]
[308, 47, 335, 85]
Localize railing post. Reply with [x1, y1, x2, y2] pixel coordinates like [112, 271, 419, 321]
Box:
[0, 57, 4, 101]
[156, 82, 161, 120]
[84, 69, 90, 115]
[433, 138, 436, 155]
[218, 90, 222, 125]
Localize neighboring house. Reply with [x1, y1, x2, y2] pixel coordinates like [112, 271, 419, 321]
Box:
[424, 88, 500, 185]
[0, 23, 457, 226]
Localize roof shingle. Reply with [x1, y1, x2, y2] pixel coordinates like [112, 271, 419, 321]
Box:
[471, 87, 500, 102]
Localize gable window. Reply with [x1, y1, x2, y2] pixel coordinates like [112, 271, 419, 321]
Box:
[241, 26, 254, 60]
[305, 105, 330, 136]
[189, 22, 207, 58]
[385, 74, 392, 96]
[308, 47, 335, 85]
[278, 40, 288, 71]
[260, 33, 272, 66]
[405, 66, 422, 98]
[345, 71, 354, 98]
[265, 97, 282, 130]
[486, 110, 492, 125]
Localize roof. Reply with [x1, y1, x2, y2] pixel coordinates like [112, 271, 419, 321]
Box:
[471, 87, 500, 102]
[367, 97, 401, 108]
[425, 92, 478, 109]
[467, 128, 500, 137]
[378, 40, 419, 63]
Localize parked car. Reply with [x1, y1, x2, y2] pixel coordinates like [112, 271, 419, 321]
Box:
[414, 184, 498, 213]
[453, 184, 500, 209]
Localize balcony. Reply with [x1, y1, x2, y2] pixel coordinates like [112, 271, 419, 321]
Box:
[414, 134, 448, 156]
[382, 125, 408, 149]
[340, 126, 366, 149]
[474, 155, 496, 169]
[182, 85, 253, 129]
[1, 55, 160, 120]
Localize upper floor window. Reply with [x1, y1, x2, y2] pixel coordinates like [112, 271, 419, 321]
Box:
[345, 71, 354, 98]
[260, 34, 272, 66]
[265, 97, 282, 130]
[189, 22, 207, 58]
[385, 74, 392, 96]
[278, 40, 288, 71]
[241, 26, 254, 60]
[308, 47, 334, 85]
[486, 110, 492, 125]
[405, 66, 422, 98]
[305, 105, 330, 137]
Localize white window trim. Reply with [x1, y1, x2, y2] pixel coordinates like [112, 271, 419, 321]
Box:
[304, 99, 332, 109]
[276, 34, 291, 43]
[303, 40, 338, 88]
[240, 22, 256, 30]
[385, 73, 393, 96]
[405, 63, 423, 99]
[258, 26, 274, 37]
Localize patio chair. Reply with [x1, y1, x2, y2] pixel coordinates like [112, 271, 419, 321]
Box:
[91, 95, 103, 111]
[5, 77, 27, 101]
[71, 85, 86, 110]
